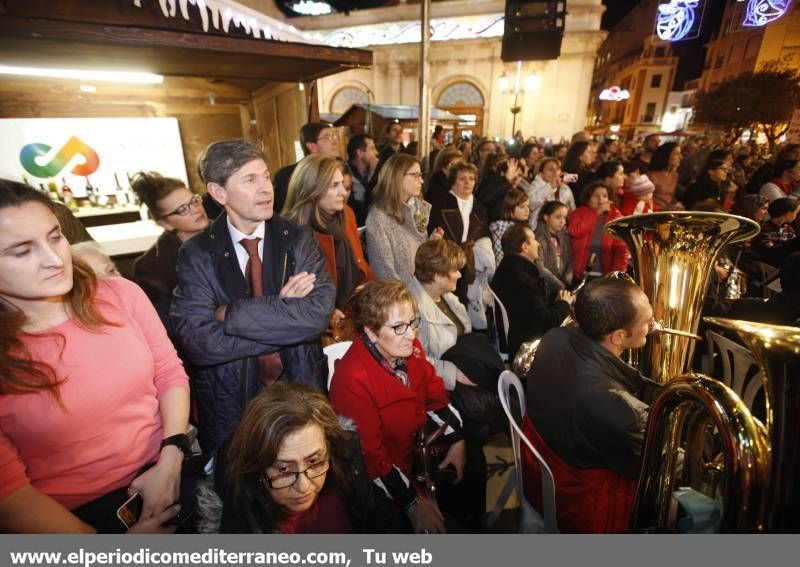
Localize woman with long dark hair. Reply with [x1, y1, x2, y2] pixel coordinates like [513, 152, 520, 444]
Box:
[0, 180, 190, 533]
[218, 383, 403, 533]
[562, 140, 596, 196]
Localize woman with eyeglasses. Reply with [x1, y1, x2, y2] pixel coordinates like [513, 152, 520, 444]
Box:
[216, 383, 404, 533]
[365, 154, 443, 283]
[131, 171, 209, 330]
[329, 279, 486, 533]
[682, 158, 731, 210]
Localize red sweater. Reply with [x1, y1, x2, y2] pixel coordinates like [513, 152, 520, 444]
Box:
[329, 336, 449, 480]
[568, 205, 630, 280]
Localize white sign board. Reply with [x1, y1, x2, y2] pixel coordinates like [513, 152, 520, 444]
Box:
[0, 117, 188, 197]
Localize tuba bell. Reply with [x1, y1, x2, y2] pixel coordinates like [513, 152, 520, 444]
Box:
[605, 212, 759, 384]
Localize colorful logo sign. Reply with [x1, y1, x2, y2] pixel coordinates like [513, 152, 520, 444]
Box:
[19, 135, 100, 178]
[599, 86, 631, 102]
[743, 0, 792, 27]
[656, 0, 703, 42]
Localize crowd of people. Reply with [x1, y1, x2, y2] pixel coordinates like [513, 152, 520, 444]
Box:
[2, 119, 799, 535]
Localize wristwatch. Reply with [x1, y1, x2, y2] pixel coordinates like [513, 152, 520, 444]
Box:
[160, 434, 192, 458]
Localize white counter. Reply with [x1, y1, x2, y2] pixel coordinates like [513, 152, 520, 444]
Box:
[74, 204, 144, 218]
[87, 220, 164, 257]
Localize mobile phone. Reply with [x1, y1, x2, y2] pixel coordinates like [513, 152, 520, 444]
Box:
[563, 172, 579, 183]
[116, 492, 143, 529]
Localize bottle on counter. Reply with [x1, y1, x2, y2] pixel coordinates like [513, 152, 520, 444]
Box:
[47, 180, 62, 203]
[114, 173, 130, 206]
[62, 177, 78, 211]
[84, 176, 97, 206]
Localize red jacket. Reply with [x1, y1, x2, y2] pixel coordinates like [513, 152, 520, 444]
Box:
[521, 416, 636, 533]
[313, 205, 375, 289]
[568, 205, 630, 280]
[329, 336, 450, 480]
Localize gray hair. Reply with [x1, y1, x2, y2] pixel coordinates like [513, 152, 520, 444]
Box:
[197, 139, 267, 187]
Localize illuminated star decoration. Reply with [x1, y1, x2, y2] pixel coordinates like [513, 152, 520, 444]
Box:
[656, 0, 701, 41]
[743, 0, 792, 27]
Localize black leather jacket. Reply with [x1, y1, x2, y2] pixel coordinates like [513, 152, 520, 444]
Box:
[170, 213, 335, 451]
[525, 326, 660, 479]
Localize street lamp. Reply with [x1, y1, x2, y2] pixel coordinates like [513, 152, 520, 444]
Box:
[498, 60, 539, 140]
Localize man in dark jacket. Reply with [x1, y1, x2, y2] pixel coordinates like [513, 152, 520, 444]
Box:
[525, 277, 659, 478]
[491, 223, 573, 357]
[171, 139, 335, 451]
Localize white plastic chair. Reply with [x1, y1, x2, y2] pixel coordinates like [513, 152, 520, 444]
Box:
[323, 341, 352, 390]
[497, 370, 559, 533]
[490, 287, 510, 361]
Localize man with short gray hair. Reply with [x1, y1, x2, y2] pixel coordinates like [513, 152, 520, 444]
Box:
[171, 138, 335, 451]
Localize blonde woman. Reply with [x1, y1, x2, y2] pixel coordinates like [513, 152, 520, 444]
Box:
[365, 154, 443, 282]
[284, 155, 374, 312]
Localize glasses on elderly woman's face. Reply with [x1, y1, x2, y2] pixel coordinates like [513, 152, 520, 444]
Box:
[384, 316, 421, 336]
[160, 194, 203, 218]
[264, 459, 330, 489]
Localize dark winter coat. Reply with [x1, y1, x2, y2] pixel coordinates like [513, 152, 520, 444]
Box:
[170, 213, 335, 451]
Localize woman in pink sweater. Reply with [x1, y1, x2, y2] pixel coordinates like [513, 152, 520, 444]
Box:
[0, 180, 190, 533]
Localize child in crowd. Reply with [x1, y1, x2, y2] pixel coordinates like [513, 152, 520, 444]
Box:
[489, 189, 530, 265]
[619, 174, 655, 216]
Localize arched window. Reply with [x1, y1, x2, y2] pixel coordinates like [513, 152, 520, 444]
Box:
[330, 87, 368, 114]
[437, 82, 484, 107]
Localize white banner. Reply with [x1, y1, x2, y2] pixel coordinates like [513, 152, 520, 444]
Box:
[0, 117, 188, 197]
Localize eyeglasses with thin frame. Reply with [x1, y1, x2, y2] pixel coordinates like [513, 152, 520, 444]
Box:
[317, 133, 339, 142]
[264, 459, 330, 489]
[160, 194, 203, 219]
[384, 316, 421, 336]
[405, 171, 424, 180]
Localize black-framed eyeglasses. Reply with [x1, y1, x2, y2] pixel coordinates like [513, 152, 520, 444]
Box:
[160, 194, 202, 218]
[384, 316, 421, 336]
[264, 459, 330, 489]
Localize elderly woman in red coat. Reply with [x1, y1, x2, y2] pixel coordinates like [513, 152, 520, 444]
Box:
[329, 279, 486, 533]
[568, 181, 630, 281]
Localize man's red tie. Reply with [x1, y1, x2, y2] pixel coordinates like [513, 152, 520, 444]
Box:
[240, 237, 283, 387]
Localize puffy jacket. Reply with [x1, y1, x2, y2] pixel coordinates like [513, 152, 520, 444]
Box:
[170, 214, 335, 451]
[568, 205, 629, 280]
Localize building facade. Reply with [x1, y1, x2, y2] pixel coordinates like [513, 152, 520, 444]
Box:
[699, 0, 800, 91]
[257, 0, 608, 142]
[589, 35, 678, 138]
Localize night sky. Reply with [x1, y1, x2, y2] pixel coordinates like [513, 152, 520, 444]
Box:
[601, 0, 642, 30]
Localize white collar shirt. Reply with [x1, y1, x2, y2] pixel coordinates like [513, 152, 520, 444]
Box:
[450, 190, 474, 243]
[226, 217, 266, 276]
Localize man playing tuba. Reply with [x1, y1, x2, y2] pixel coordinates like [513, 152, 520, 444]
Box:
[522, 277, 661, 532]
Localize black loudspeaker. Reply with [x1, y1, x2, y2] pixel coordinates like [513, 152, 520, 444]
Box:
[501, 0, 567, 62]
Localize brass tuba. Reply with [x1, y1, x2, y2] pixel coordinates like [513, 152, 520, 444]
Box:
[702, 318, 800, 532]
[605, 212, 759, 383]
[604, 212, 787, 532]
